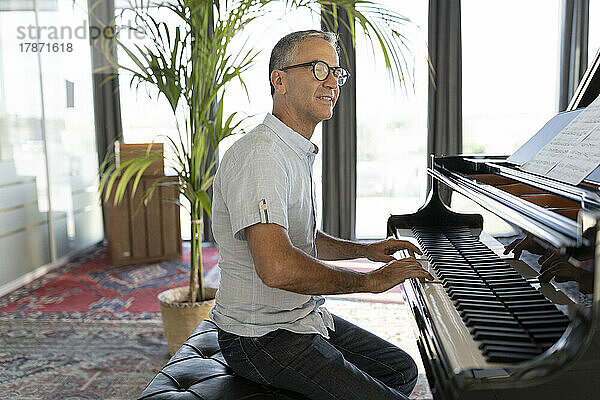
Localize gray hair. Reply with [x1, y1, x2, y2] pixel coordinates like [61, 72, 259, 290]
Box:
[269, 30, 339, 95]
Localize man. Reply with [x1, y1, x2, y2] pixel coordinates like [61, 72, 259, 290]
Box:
[209, 30, 433, 400]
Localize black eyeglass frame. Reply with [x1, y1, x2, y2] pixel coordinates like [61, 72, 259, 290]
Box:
[279, 60, 350, 86]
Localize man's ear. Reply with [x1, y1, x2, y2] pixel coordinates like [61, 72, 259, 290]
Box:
[271, 70, 286, 95]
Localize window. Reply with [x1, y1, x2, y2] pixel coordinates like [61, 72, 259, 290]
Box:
[355, 0, 429, 239]
[462, 0, 561, 156]
[117, 5, 322, 238]
[221, 3, 323, 227]
[115, 7, 190, 235]
[457, 0, 562, 236]
[0, 0, 103, 284]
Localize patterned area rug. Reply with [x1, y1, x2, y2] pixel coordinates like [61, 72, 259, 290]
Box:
[0, 245, 402, 322]
[0, 244, 219, 320]
[0, 319, 169, 400]
[0, 243, 428, 399]
[0, 301, 430, 400]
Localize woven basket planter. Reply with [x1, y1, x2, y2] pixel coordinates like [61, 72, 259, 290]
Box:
[158, 286, 217, 355]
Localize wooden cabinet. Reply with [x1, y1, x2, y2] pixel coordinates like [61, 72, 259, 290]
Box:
[104, 175, 181, 266]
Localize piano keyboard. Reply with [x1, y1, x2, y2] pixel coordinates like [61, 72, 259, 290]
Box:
[412, 226, 570, 363]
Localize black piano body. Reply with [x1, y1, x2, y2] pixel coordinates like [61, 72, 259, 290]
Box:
[386, 51, 600, 400]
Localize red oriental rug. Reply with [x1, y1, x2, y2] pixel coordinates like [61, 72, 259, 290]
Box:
[0, 244, 424, 399]
[0, 243, 219, 320]
[0, 243, 403, 321]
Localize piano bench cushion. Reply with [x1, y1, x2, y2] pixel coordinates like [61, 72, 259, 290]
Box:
[138, 320, 308, 400]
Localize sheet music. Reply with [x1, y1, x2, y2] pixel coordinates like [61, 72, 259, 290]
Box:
[507, 110, 582, 165]
[546, 125, 600, 184]
[522, 94, 600, 183]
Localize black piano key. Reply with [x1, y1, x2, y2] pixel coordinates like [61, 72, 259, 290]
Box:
[438, 272, 479, 278]
[484, 278, 527, 284]
[522, 321, 569, 330]
[479, 273, 523, 280]
[478, 339, 540, 350]
[528, 326, 568, 335]
[437, 268, 478, 273]
[511, 309, 565, 318]
[495, 293, 546, 301]
[473, 330, 530, 341]
[465, 317, 518, 327]
[481, 345, 542, 357]
[471, 260, 510, 266]
[457, 302, 508, 312]
[493, 288, 541, 295]
[443, 281, 488, 289]
[460, 310, 514, 319]
[442, 278, 485, 284]
[442, 278, 482, 286]
[451, 293, 498, 301]
[517, 314, 569, 323]
[504, 299, 554, 306]
[456, 299, 504, 308]
[455, 298, 503, 306]
[435, 266, 471, 272]
[434, 261, 471, 265]
[478, 271, 521, 276]
[487, 282, 532, 289]
[505, 303, 557, 311]
[463, 312, 517, 321]
[470, 325, 528, 335]
[466, 318, 521, 328]
[449, 288, 494, 296]
[529, 333, 565, 343]
[485, 351, 539, 363]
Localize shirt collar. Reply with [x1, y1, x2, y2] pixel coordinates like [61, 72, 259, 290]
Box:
[263, 113, 319, 158]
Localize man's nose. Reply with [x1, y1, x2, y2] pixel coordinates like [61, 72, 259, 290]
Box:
[323, 71, 338, 88]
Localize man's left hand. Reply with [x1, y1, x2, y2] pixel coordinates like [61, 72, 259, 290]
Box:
[365, 238, 422, 263]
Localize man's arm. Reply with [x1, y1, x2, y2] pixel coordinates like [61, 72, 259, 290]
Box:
[315, 229, 422, 262]
[315, 230, 367, 260]
[247, 223, 432, 295]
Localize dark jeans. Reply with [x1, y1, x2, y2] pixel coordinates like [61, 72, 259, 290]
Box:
[217, 314, 418, 400]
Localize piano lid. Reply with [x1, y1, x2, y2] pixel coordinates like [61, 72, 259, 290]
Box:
[568, 48, 600, 111]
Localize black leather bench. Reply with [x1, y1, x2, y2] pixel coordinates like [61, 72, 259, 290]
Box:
[138, 320, 308, 399]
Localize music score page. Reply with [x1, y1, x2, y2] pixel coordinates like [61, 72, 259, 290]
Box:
[522, 94, 600, 184]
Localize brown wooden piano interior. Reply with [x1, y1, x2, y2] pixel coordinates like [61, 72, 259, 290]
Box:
[467, 173, 599, 221]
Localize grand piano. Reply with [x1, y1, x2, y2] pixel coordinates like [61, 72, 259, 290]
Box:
[388, 51, 600, 400]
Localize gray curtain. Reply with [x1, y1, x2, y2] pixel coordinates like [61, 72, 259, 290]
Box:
[88, 0, 123, 167]
[559, 0, 589, 111]
[88, 0, 122, 237]
[321, 6, 357, 240]
[427, 0, 462, 202]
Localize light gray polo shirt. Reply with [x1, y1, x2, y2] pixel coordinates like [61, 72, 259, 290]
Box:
[209, 113, 334, 338]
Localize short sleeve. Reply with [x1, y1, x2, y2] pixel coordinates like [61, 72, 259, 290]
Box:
[221, 152, 289, 240]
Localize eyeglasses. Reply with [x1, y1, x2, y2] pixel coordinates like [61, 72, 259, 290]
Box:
[280, 60, 350, 87]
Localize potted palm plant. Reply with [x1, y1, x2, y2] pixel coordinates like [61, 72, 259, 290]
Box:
[96, 0, 414, 354]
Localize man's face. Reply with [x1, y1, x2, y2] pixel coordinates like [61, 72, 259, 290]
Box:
[282, 38, 340, 124]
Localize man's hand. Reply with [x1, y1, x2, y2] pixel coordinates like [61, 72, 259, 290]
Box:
[503, 234, 546, 259]
[538, 250, 565, 273]
[365, 238, 422, 263]
[363, 258, 434, 293]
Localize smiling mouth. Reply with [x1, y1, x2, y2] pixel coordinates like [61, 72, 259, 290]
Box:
[317, 95, 333, 103]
